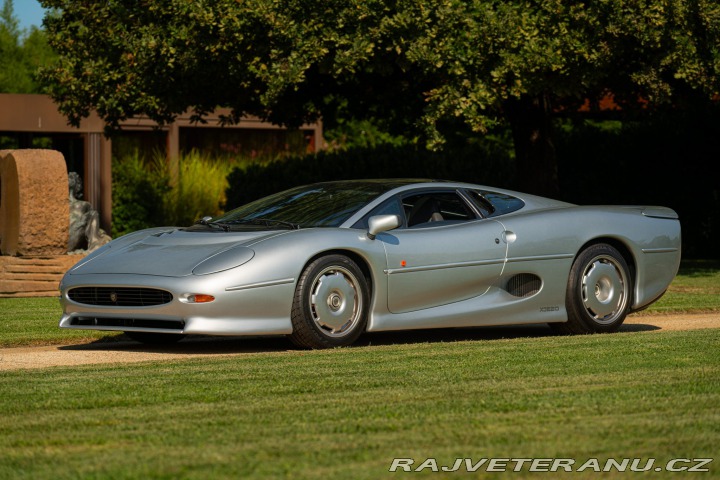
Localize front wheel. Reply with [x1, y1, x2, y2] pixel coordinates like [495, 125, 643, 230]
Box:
[552, 243, 632, 335]
[289, 255, 370, 349]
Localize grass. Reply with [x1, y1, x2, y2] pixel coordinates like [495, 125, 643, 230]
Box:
[0, 297, 117, 347]
[0, 329, 718, 478]
[1, 260, 717, 348]
[0, 263, 718, 478]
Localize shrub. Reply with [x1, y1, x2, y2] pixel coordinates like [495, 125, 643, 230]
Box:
[162, 150, 235, 226]
[112, 153, 170, 237]
[112, 151, 245, 235]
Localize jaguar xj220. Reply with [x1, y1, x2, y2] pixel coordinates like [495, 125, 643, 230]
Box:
[59, 179, 681, 348]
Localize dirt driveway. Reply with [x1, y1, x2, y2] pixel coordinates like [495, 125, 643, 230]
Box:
[1, 313, 718, 371]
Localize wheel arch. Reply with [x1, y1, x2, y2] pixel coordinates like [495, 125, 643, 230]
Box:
[300, 249, 374, 294]
[575, 237, 637, 288]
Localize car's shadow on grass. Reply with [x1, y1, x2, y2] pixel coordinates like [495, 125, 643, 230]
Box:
[58, 335, 292, 355]
[58, 322, 661, 354]
[358, 322, 660, 346]
[619, 323, 663, 333]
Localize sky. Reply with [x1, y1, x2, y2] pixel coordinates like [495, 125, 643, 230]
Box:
[12, 0, 47, 31]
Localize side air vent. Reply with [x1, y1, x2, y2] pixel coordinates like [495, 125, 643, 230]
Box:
[506, 274, 542, 298]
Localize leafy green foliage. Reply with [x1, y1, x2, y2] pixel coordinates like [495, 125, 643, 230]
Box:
[112, 151, 249, 236]
[162, 150, 236, 227]
[39, 0, 720, 138]
[38, 0, 720, 198]
[111, 153, 170, 237]
[324, 118, 411, 151]
[0, 0, 56, 93]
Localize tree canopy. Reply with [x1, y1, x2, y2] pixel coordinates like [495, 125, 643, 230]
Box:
[0, 0, 56, 93]
[40, 0, 720, 195]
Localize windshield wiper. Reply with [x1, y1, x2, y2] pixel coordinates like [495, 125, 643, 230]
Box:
[194, 218, 230, 231]
[225, 218, 301, 229]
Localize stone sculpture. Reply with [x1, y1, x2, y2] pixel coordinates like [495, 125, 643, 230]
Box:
[68, 172, 111, 252]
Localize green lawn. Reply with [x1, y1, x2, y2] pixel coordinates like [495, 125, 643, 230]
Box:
[0, 296, 118, 347]
[0, 261, 718, 478]
[0, 329, 718, 479]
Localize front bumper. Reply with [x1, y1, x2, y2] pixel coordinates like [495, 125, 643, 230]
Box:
[59, 272, 295, 336]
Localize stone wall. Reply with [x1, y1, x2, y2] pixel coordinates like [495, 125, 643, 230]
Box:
[0, 254, 84, 298]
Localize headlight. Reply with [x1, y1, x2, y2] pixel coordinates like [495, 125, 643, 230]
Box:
[192, 246, 255, 275]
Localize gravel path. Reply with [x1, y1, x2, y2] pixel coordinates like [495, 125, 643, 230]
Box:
[1, 313, 718, 371]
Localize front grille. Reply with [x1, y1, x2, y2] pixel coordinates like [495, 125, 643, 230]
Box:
[68, 287, 173, 306]
[71, 317, 185, 330]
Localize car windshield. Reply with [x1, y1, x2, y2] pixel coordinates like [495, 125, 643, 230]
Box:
[204, 181, 400, 229]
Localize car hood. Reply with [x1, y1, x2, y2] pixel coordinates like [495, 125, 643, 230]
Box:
[69, 229, 284, 277]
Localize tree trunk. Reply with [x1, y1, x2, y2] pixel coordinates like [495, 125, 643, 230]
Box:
[505, 94, 560, 199]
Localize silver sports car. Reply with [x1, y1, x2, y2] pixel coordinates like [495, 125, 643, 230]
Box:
[59, 179, 681, 348]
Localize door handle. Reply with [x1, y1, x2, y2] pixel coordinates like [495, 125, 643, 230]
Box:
[502, 231, 517, 244]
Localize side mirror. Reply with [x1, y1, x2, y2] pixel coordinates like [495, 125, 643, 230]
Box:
[367, 214, 401, 240]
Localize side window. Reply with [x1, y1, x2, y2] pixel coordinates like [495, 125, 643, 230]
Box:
[469, 190, 525, 217]
[467, 191, 495, 217]
[352, 197, 404, 230]
[403, 192, 476, 228]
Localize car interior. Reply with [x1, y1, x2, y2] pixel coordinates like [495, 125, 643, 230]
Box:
[403, 192, 476, 228]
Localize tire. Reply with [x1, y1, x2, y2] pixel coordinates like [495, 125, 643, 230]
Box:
[552, 243, 632, 335]
[125, 331, 186, 344]
[289, 254, 370, 349]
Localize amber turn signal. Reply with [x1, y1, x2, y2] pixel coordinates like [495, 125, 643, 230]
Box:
[188, 294, 215, 303]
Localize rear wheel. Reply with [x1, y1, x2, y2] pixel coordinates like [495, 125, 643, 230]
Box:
[552, 243, 631, 334]
[125, 332, 185, 344]
[289, 254, 369, 349]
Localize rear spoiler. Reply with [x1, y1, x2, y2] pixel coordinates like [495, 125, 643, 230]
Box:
[641, 207, 679, 219]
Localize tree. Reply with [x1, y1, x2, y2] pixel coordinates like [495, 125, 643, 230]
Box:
[40, 0, 720, 196]
[0, 0, 28, 92]
[0, 0, 56, 93]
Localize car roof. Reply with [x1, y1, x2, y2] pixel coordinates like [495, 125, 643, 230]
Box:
[335, 179, 573, 227]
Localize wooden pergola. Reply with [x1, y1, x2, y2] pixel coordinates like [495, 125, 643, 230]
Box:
[0, 93, 323, 231]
